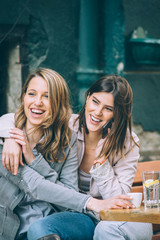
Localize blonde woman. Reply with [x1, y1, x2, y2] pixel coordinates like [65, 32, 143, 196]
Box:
[0, 70, 134, 240]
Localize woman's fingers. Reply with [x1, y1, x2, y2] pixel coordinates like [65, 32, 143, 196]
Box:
[117, 199, 133, 209]
[115, 195, 130, 201]
[104, 195, 134, 209]
[2, 138, 23, 175]
[1, 130, 26, 175]
[12, 150, 24, 175]
[116, 194, 133, 200]
[9, 154, 15, 174]
[19, 153, 24, 167]
[14, 139, 26, 146]
[111, 205, 123, 209]
[4, 153, 11, 172]
[2, 151, 7, 169]
[2, 151, 6, 169]
[10, 131, 34, 165]
[2, 141, 11, 171]
[13, 153, 21, 175]
[9, 128, 26, 141]
[4, 152, 20, 175]
[10, 131, 26, 141]
[115, 195, 134, 208]
[86, 196, 134, 213]
[9, 128, 24, 135]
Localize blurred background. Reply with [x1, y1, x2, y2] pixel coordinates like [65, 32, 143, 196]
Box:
[0, 0, 160, 161]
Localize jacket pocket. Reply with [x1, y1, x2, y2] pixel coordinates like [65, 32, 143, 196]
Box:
[0, 205, 6, 235]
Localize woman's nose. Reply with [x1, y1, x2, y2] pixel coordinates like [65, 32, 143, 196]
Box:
[35, 96, 43, 105]
[95, 106, 103, 115]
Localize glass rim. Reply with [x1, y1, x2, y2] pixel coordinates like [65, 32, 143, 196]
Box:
[142, 171, 160, 174]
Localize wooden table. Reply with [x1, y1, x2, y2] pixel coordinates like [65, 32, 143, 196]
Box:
[100, 206, 160, 224]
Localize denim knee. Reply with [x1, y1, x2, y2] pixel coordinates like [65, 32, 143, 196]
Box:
[94, 221, 126, 240]
[27, 218, 53, 240]
[27, 212, 95, 240]
[93, 221, 153, 240]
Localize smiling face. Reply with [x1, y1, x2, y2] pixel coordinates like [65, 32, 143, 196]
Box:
[24, 76, 51, 130]
[85, 92, 114, 136]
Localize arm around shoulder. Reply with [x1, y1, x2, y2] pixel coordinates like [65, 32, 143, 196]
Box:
[0, 113, 15, 137]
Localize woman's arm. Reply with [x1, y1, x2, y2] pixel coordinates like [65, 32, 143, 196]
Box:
[1, 128, 79, 191]
[0, 144, 134, 213]
[11, 128, 79, 190]
[89, 132, 139, 199]
[0, 113, 23, 174]
[0, 113, 15, 137]
[0, 114, 78, 190]
[0, 143, 87, 212]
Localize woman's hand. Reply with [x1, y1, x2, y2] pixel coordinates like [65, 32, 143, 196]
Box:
[2, 138, 23, 175]
[2, 128, 35, 175]
[9, 128, 35, 166]
[86, 195, 134, 213]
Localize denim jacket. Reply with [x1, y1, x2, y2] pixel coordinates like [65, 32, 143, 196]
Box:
[0, 124, 90, 240]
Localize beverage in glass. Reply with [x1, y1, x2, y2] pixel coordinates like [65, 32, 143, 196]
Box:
[143, 171, 159, 208]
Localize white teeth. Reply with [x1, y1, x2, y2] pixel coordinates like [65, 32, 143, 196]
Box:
[31, 109, 44, 114]
[91, 115, 101, 122]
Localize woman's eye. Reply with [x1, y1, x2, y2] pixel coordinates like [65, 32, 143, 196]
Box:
[92, 99, 98, 104]
[105, 107, 113, 111]
[44, 94, 48, 98]
[28, 92, 35, 96]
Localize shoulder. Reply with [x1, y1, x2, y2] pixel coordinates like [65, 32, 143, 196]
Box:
[126, 129, 139, 143]
[69, 114, 79, 133]
[0, 113, 15, 138]
[70, 130, 78, 145]
[0, 113, 15, 122]
[132, 131, 139, 143]
[125, 129, 139, 150]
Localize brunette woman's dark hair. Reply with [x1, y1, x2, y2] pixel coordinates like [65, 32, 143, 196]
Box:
[76, 75, 139, 159]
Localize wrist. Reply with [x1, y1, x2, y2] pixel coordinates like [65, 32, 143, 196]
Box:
[86, 197, 99, 212]
[26, 155, 35, 165]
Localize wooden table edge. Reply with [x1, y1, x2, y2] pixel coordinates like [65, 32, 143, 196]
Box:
[99, 207, 160, 224]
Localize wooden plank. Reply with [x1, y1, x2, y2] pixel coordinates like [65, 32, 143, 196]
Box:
[133, 161, 160, 184]
[100, 207, 160, 224]
[131, 186, 143, 193]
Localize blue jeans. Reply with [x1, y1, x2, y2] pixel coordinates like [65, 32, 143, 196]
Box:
[93, 221, 153, 240]
[27, 212, 95, 240]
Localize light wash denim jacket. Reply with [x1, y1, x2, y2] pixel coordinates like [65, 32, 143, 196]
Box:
[0, 115, 91, 240]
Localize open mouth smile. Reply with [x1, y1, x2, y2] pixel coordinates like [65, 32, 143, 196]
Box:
[90, 115, 102, 123]
[30, 108, 45, 115]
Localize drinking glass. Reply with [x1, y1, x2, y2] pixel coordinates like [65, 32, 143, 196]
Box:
[143, 171, 159, 208]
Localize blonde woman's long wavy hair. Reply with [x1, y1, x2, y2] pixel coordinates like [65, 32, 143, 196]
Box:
[15, 68, 72, 162]
[77, 75, 139, 159]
